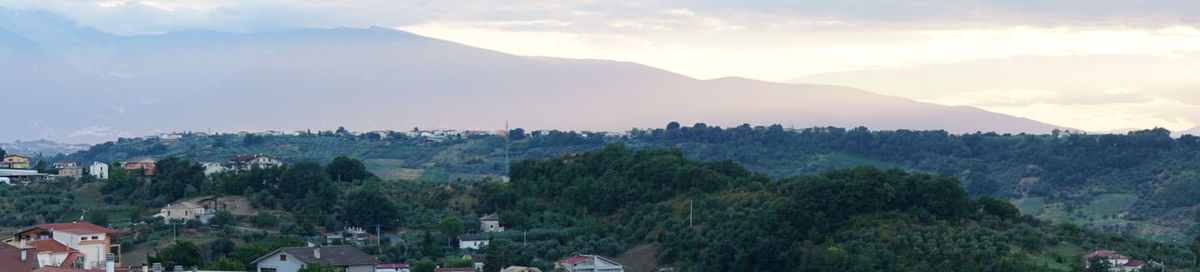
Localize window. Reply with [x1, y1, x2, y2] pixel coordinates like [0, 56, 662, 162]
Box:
[91, 236, 99, 240]
[81, 237, 88, 241]
[280, 255, 287, 261]
[261, 269, 277, 272]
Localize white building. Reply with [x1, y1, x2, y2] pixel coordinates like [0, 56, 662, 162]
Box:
[457, 234, 490, 250]
[252, 245, 377, 272]
[200, 162, 227, 176]
[480, 214, 504, 232]
[89, 162, 109, 180]
[155, 202, 215, 223]
[230, 154, 285, 171]
[555, 255, 626, 272]
[13, 222, 119, 270]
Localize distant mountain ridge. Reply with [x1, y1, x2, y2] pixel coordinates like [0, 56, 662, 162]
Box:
[0, 7, 1071, 143]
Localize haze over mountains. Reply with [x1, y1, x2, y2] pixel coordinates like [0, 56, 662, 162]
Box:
[0, 8, 1070, 143]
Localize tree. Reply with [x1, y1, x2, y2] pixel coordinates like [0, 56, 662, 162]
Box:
[207, 239, 236, 259]
[666, 121, 681, 130]
[242, 134, 265, 145]
[444, 258, 475, 268]
[341, 182, 400, 229]
[412, 259, 437, 272]
[155, 241, 202, 268]
[251, 212, 279, 228]
[1085, 257, 1110, 272]
[210, 210, 235, 226]
[437, 217, 465, 234]
[326, 156, 372, 182]
[0, 146, 5, 158]
[508, 128, 527, 141]
[89, 212, 109, 227]
[208, 257, 245, 270]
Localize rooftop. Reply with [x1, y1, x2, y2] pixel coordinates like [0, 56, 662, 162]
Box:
[253, 245, 377, 266]
[37, 222, 117, 234]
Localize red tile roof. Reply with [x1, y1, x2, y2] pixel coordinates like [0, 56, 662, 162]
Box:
[61, 252, 84, 267]
[31, 239, 75, 254]
[37, 222, 116, 234]
[0, 243, 38, 272]
[558, 255, 591, 264]
[435, 268, 476, 272]
[32, 267, 102, 272]
[1124, 260, 1146, 267]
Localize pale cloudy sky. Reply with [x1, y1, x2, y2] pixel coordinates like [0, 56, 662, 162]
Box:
[3, 0, 1199, 132]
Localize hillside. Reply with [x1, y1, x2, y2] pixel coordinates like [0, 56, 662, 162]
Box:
[0, 7, 1069, 143]
[8, 144, 1200, 271]
[32, 124, 1200, 243]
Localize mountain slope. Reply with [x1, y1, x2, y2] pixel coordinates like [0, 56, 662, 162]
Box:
[0, 8, 1069, 143]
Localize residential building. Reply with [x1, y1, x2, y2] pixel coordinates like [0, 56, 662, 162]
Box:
[59, 167, 84, 179]
[89, 162, 109, 180]
[457, 234, 490, 250]
[1083, 250, 1147, 272]
[463, 254, 485, 270]
[199, 162, 226, 176]
[0, 242, 38, 272]
[28, 239, 81, 268]
[434, 268, 474, 272]
[229, 155, 284, 171]
[52, 161, 78, 169]
[555, 255, 625, 272]
[324, 227, 371, 245]
[121, 158, 157, 177]
[11, 222, 120, 270]
[3, 155, 31, 169]
[251, 245, 377, 272]
[500, 267, 542, 272]
[154, 202, 215, 223]
[480, 214, 503, 232]
[376, 264, 410, 272]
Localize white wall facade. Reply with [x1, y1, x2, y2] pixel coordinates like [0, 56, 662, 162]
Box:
[256, 252, 305, 272]
[90, 163, 109, 179]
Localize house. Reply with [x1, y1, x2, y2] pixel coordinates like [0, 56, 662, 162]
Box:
[59, 167, 84, 179]
[376, 264, 410, 272]
[88, 162, 109, 180]
[199, 162, 226, 176]
[555, 255, 625, 272]
[324, 227, 371, 245]
[1083, 250, 1148, 272]
[3, 155, 32, 169]
[121, 158, 157, 177]
[480, 214, 503, 232]
[0, 242, 38, 272]
[52, 161, 78, 169]
[154, 202, 215, 223]
[433, 268, 474, 272]
[500, 267, 542, 272]
[252, 245, 377, 272]
[462, 254, 485, 270]
[229, 155, 284, 171]
[12, 222, 120, 270]
[28, 239, 83, 268]
[457, 234, 490, 250]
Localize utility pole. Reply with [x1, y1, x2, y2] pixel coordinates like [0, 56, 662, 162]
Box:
[504, 121, 510, 180]
[688, 199, 694, 228]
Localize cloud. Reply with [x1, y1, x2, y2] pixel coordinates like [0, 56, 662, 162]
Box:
[4, 0, 1200, 35]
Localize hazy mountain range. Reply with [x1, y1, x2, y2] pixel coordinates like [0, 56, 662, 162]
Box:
[0, 8, 1070, 143]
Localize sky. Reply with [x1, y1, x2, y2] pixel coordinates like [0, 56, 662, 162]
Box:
[2, 0, 1199, 132]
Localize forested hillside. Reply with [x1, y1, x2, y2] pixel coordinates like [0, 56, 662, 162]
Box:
[9, 145, 1199, 271]
[33, 123, 1200, 241]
